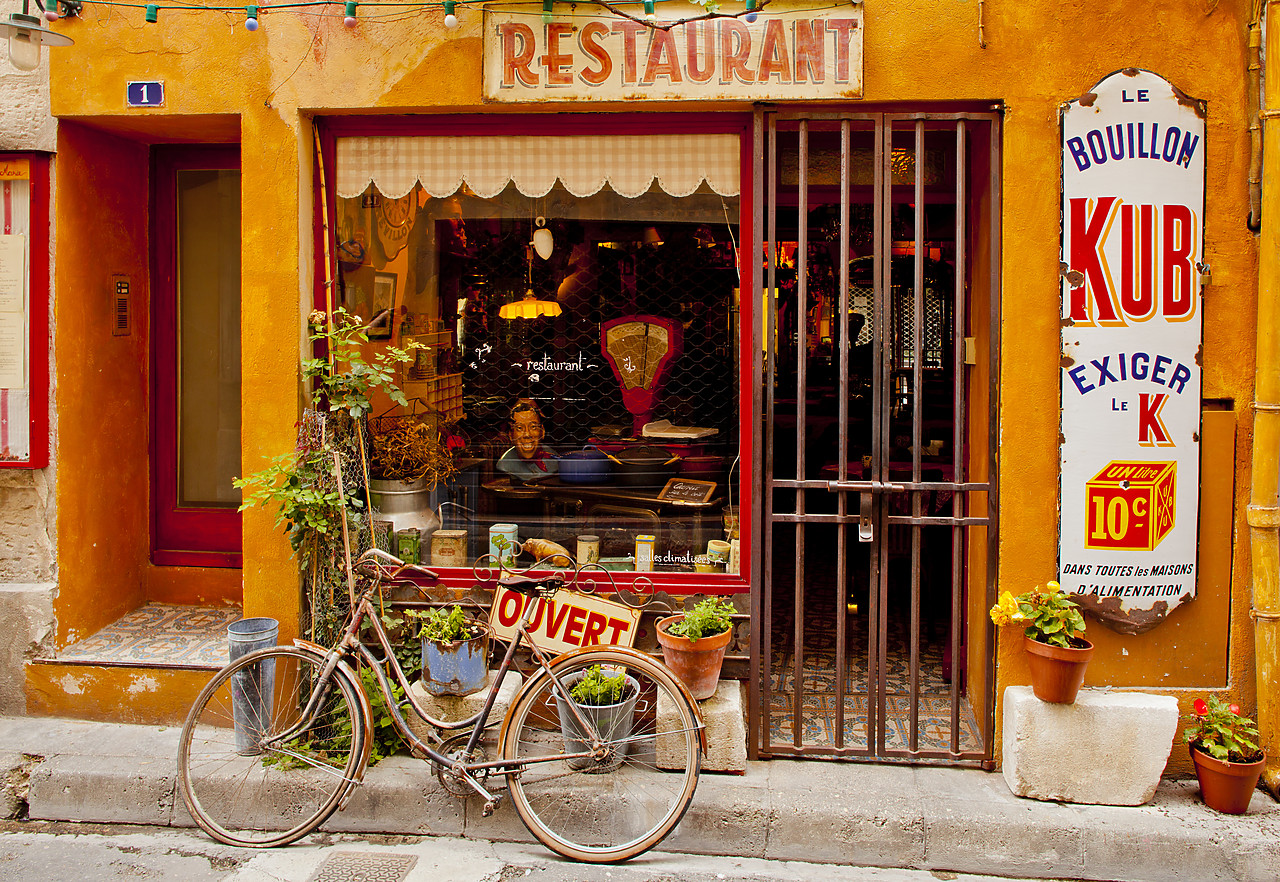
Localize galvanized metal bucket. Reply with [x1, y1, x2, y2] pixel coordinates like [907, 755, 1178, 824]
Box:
[227, 617, 279, 755]
[421, 626, 490, 696]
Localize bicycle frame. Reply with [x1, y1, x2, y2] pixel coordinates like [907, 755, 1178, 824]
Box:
[279, 572, 625, 807]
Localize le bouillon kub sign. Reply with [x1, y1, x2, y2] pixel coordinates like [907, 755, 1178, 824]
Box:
[1058, 69, 1206, 635]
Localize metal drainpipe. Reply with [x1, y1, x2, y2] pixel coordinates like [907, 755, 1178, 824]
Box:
[1249, 1, 1280, 798]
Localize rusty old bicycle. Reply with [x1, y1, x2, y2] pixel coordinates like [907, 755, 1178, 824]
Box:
[176, 547, 705, 863]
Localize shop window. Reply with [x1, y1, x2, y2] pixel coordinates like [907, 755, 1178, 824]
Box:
[152, 146, 242, 566]
[332, 130, 744, 578]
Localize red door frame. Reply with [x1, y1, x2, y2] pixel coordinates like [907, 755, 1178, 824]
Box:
[151, 145, 242, 567]
[313, 114, 754, 595]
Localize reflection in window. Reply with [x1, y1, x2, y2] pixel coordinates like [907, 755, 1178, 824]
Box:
[335, 178, 742, 574]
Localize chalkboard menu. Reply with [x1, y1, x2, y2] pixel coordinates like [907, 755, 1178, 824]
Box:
[657, 478, 717, 504]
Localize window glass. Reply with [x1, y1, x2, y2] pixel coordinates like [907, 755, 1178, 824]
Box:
[177, 168, 242, 507]
[335, 172, 742, 575]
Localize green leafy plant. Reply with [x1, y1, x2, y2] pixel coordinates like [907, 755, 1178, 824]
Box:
[234, 449, 354, 554]
[1184, 695, 1263, 764]
[989, 581, 1088, 649]
[665, 597, 735, 642]
[569, 665, 630, 706]
[303, 307, 423, 420]
[409, 605, 485, 645]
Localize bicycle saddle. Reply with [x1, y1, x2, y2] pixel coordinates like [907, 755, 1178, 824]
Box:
[498, 573, 564, 596]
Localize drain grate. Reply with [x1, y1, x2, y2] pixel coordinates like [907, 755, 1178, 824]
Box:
[306, 851, 419, 882]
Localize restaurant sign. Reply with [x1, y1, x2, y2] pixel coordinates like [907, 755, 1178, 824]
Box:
[1058, 69, 1206, 635]
[482, 1, 863, 102]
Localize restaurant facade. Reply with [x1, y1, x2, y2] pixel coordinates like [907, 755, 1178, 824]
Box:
[8, 0, 1275, 782]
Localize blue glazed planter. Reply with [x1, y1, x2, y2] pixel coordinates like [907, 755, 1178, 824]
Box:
[421, 625, 490, 696]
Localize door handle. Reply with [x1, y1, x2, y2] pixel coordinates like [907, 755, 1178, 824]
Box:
[824, 480, 907, 493]
[823, 481, 905, 542]
[859, 492, 874, 542]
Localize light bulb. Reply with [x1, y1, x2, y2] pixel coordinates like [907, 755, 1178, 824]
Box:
[8, 29, 40, 71]
[244, 6, 259, 30]
[42, 5, 58, 22]
[643, 0, 655, 20]
[532, 217, 554, 260]
[744, 0, 757, 22]
[443, 1, 458, 29]
[343, 1, 356, 26]
[541, 0, 552, 24]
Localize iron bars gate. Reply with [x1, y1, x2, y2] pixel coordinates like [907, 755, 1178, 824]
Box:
[749, 109, 1002, 763]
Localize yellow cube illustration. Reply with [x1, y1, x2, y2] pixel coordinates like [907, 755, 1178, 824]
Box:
[1084, 460, 1176, 551]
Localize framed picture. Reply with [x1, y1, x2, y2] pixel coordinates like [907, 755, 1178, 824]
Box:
[369, 272, 397, 339]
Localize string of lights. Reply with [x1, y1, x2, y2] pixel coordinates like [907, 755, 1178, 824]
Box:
[37, 0, 774, 32]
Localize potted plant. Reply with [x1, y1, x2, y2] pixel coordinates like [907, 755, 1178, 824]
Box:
[990, 580, 1094, 704]
[408, 605, 490, 696]
[554, 664, 640, 772]
[1184, 695, 1265, 814]
[656, 597, 736, 701]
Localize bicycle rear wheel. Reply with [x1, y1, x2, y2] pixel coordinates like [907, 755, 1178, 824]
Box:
[501, 647, 702, 863]
[178, 646, 366, 847]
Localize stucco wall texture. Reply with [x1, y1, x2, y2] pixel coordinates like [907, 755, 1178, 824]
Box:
[41, 0, 1262, 767]
[0, 58, 57, 715]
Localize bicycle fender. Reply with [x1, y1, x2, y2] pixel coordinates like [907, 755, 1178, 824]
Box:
[499, 643, 707, 754]
[293, 638, 374, 784]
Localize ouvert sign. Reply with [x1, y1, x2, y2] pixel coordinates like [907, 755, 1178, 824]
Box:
[481, 1, 864, 102]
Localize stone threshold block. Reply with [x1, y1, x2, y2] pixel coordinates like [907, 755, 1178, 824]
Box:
[1002, 685, 1178, 806]
[406, 669, 522, 746]
[657, 679, 746, 774]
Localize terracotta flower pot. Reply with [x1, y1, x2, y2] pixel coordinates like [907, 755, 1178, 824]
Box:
[656, 614, 732, 701]
[1190, 746, 1265, 814]
[1023, 635, 1094, 704]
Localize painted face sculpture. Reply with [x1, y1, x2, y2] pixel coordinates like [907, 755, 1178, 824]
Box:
[510, 407, 545, 460]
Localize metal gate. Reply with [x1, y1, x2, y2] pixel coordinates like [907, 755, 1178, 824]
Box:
[749, 109, 1002, 763]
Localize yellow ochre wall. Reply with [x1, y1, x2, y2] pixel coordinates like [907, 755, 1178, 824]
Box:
[45, 0, 1258, 769]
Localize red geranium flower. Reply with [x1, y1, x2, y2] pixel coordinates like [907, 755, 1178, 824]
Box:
[1193, 698, 1209, 716]
[1230, 704, 1241, 715]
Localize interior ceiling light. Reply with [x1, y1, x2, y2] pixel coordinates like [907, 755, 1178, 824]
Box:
[499, 290, 562, 320]
[0, 0, 73, 72]
[532, 216, 554, 260]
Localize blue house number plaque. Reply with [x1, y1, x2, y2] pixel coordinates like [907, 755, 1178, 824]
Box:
[126, 81, 164, 107]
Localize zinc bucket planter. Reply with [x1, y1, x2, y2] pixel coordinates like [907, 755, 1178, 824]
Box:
[657, 614, 732, 701]
[1023, 635, 1094, 704]
[1190, 746, 1265, 814]
[554, 672, 640, 772]
[422, 625, 490, 696]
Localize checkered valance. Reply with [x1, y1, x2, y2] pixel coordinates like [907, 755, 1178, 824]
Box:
[334, 134, 741, 200]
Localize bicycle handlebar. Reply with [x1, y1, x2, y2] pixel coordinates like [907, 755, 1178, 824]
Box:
[355, 547, 439, 587]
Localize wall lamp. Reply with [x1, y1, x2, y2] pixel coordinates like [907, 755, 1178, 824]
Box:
[0, 0, 74, 72]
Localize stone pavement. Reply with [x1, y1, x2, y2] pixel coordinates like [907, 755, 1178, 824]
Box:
[0, 714, 1277, 881]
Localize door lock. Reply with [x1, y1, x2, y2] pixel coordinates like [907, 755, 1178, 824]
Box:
[824, 480, 905, 542]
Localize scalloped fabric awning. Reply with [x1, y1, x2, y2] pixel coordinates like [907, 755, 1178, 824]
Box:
[334, 134, 741, 200]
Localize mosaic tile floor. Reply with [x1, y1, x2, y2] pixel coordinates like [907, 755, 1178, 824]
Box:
[55, 604, 242, 670]
[766, 598, 983, 753]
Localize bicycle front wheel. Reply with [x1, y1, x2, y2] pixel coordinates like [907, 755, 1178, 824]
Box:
[178, 646, 366, 847]
[501, 647, 703, 863]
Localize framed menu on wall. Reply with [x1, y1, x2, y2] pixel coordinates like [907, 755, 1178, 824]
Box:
[0, 154, 49, 469]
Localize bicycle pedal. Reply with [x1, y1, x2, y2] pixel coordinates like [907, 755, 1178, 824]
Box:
[482, 799, 497, 817]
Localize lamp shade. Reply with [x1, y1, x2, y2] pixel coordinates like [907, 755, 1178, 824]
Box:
[500, 290, 562, 320]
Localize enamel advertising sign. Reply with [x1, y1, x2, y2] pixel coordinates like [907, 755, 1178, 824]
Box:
[1059, 69, 1206, 635]
[482, 1, 863, 102]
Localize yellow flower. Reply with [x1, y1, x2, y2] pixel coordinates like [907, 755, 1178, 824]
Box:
[989, 591, 1022, 626]
[1044, 580, 1062, 593]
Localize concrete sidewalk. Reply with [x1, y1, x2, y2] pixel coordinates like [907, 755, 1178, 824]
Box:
[0, 715, 1276, 882]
